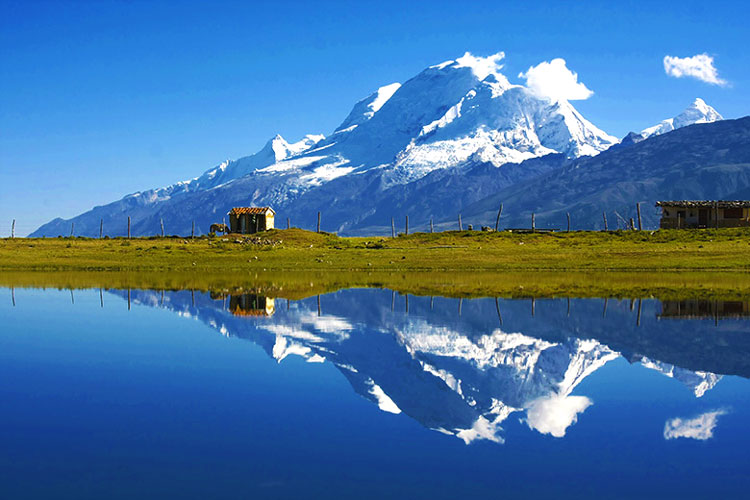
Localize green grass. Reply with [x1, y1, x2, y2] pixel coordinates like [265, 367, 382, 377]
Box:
[3, 228, 750, 299]
[2, 227, 750, 272]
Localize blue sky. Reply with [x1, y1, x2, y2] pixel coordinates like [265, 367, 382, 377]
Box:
[1, 0, 749, 235]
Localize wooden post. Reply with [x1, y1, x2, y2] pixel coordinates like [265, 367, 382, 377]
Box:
[566, 212, 571, 232]
[458, 214, 462, 231]
[405, 215, 409, 235]
[391, 290, 395, 311]
[405, 294, 409, 314]
[495, 204, 503, 231]
[391, 218, 395, 238]
[127, 216, 131, 239]
[317, 212, 321, 233]
[495, 297, 503, 325]
[602, 211, 608, 231]
[100, 288, 103, 308]
[11, 219, 15, 238]
[430, 218, 434, 233]
[70, 222, 74, 237]
[636, 203, 642, 231]
[286, 218, 290, 230]
[70, 289, 74, 304]
[677, 212, 681, 229]
[160, 218, 165, 237]
[531, 297, 536, 317]
[127, 288, 131, 311]
[11, 287, 15, 307]
[714, 201, 719, 229]
[191, 220, 195, 238]
[430, 296, 434, 310]
[629, 217, 635, 231]
[100, 219, 103, 239]
[531, 213, 536, 232]
[317, 294, 321, 316]
[602, 297, 608, 318]
[458, 298, 463, 316]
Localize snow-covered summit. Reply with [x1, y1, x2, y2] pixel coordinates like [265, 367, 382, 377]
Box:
[641, 98, 723, 138]
[31, 51, 623, 237]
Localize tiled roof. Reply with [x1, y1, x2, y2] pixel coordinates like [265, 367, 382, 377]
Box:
[656, 200, 750, 208]
[228, 206, 275, 215]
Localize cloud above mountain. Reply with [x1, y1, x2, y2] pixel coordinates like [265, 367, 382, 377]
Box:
[519, 58, 594, 102]
[663, 53, 727, 86]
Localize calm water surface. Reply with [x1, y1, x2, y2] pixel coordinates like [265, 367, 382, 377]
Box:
[1, 286, 749, 499]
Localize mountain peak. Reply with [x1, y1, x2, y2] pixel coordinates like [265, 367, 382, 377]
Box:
[641, 98, 723, 138]
[334, 82, 401, 133]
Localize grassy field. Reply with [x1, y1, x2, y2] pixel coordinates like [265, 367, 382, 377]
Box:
[2, 228, 750, 299]
[2, 227, 750, 272]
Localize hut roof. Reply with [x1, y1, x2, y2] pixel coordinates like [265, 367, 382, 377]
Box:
[655, 200, 750, 208]
[228, 206, 275, 215]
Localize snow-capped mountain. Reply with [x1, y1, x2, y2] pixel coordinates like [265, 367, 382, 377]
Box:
[32, 52, 619, 237]
[641, 98, 723, 138]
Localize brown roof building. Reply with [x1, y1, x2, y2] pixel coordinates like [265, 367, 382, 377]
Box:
[655, 200, 750, 229]
[228, 206, 275, 234]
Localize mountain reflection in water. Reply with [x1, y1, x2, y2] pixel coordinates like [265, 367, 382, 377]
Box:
[109, 289, 749, 444]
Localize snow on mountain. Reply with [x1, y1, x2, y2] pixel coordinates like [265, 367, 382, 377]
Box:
[31, 51, 620, 237]
[641, 98, 723, 138]
[334, 82, 401, 133]
[134, 133, 325, 203]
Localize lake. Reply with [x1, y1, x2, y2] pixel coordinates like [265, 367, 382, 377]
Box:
[1, 283, 749, 499]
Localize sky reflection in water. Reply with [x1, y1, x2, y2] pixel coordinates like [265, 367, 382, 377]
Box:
[1, 286, 749, 499]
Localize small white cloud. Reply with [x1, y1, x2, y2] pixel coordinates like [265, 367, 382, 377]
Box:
[664, 409, 728, 440]
[519, 58, 594, 102]
[525, 394, 592, 438]
[455, 51, 506, 80]
[663, 54, 727, 86]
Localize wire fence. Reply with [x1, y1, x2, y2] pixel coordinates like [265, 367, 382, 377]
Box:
[1, 203, 663, 239]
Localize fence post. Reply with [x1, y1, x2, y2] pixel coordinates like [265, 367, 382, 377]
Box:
[566, 212, 571, 232]
[458, 214, 462, 231]
[70, 222, 74, 238]
[391, 218, 395, 238]
[629, 217, 635, 231]
[128, 216, 131, 239]
[160, 218, 165, 237]
[405, 215, 409, 235]
[287, 218, 290, 229]
[531, 213, 535, 233]
[192, 220, 195, 239]
[317, 212, 321, 233]
[714, 201, 719, 229]
[636, 203, 642, 231]
[11, 219, 15, 238]
[602, 212, 608, 231]
[100, 219, 103, 239]
[430, 218, 434, 233]
[495, 203, 503, 231]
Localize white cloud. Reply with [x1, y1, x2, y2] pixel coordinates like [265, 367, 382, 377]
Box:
[519, 58, 594, 102]
[455, 51, 506, 80]
[663, 54, 727, 86]
[525, 394, 592, 438]
[664, 409, 728, 440]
